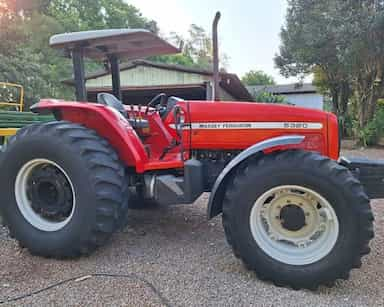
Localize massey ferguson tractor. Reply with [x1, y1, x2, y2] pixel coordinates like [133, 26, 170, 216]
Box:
[0, 13, 383, 290]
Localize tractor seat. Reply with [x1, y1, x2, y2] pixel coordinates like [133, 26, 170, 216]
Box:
[97, 93, 128, 117]
[97, 93, 149, 129]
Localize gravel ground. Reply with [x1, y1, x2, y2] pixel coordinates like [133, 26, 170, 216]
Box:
[0, 149, 383, 306]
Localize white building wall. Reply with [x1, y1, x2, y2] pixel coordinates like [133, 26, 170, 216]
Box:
[283, 93, 324, 110]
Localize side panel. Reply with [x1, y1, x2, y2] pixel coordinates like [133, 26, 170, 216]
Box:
[340, 157, 384, 199]
[32, 99, 149, 172]
[188, 101, 330, 157]
[207, 135, 305, 219]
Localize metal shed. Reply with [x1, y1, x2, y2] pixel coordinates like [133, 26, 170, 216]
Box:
[63, 60, 253, 104]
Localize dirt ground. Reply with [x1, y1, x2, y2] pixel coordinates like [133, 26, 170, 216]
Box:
[0, 148, 383, 306]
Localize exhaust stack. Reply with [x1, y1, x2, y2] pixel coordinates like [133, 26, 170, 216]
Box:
[212, 11, 221, 101]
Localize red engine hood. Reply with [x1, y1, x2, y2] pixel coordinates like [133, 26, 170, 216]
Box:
[187, 101, 328, 123]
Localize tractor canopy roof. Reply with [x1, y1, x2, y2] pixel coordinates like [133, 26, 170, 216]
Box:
[49, 29, 180, 60]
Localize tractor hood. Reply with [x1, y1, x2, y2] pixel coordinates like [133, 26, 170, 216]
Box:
[185, 101, 338, 158]
[187, 101, 328, 124]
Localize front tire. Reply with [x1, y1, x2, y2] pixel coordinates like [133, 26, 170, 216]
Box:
[0, 121, 128, 258]
[222, 150, 374, 289]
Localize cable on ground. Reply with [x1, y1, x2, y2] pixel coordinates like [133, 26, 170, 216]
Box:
[0, 272, 172, 307]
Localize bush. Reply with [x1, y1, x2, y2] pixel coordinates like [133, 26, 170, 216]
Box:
[354, 105, 384, 146]
[253, 91, 288, 104]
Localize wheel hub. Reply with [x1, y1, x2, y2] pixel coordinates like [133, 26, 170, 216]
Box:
[15, 159, 76, 232]
[279, 204, 306, 231]
[26, 165, 73, 220]
[250, 185, 339, 265]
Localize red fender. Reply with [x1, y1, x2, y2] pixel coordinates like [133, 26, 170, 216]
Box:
[31, 99, 149, 172]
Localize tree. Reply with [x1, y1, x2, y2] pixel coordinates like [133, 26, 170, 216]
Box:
[0, 49, 54, 108]
[0, 0, 159, 106]
[45, 0, 158, 32]
[345, 0, 384, 127]
[275, 0, 352, 118]
[275, 0, 384, 131]
[241, 70, 275, 86]
[0, 0, 230, 107]
[253, 91, 286, 103]
[155, 25, 229, 70]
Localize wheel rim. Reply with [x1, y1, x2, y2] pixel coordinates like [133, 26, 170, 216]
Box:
[15, 159, 76, 232]
[249, 185, 339, 265]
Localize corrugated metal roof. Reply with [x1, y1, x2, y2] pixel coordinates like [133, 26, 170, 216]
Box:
[247, 83, 318, 95]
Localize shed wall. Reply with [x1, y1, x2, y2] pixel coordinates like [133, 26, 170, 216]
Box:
[86, 66, 210, 88]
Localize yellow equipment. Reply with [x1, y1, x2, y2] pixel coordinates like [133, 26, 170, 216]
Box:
[0, 82, 24, 143]
[0, 82, 24, 111]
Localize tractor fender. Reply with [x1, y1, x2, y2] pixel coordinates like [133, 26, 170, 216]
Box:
[207, 135, 305, 219]
[31, 99, 148, 172]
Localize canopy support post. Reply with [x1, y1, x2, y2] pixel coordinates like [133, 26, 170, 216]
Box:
[109, 54, 122, 100]
[72, 48, 87, 102]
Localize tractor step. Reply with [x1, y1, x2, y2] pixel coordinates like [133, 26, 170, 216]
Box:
[340, 157, 384, 199]
[145, 159, 204, 205]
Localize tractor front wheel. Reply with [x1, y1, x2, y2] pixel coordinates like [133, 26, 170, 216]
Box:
[222, 150, 374, 290]
[0, 121, 128, 258]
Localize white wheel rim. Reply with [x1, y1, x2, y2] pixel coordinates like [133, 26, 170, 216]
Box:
[15, 159, 76, 232]
[250, 185, 339, 265]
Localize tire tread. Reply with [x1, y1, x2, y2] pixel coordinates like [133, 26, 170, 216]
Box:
[222, 149, 374, 290]
[1, 121, 129, 258]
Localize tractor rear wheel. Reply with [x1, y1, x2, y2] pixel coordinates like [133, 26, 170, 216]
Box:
[0, 121, 128, 258]
[222, 150, 374, 290]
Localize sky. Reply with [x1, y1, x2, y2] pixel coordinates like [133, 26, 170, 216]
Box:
[127, 0, 301, 84]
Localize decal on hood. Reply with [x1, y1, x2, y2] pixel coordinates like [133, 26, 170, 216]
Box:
[169, 122, 323, 130]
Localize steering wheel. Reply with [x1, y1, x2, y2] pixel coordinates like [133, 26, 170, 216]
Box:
[147, 93, 167, 108]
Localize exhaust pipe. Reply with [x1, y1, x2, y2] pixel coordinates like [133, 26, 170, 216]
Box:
[212, 11, 221, 101]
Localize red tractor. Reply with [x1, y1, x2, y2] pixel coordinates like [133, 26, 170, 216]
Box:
[0, 15, 383, 290]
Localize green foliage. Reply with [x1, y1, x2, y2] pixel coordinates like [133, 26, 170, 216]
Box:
[0, 16, 27, 55]
[45, 0, 158, 32]
[275, 0, 384, 135]
[253, 91, 286, 104]
[0, 0, 228, 107]
[0, 0, 159, 107]
[354, 106, 384, 147]
[154, 26, 229, 70]
[0, 49, 54, 109]
[151, 54, 195, 68]
[241, 70, 275, 86]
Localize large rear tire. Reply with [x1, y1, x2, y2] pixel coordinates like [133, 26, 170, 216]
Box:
[222, 150, 374, 290]
[0, 121, 128, 258]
